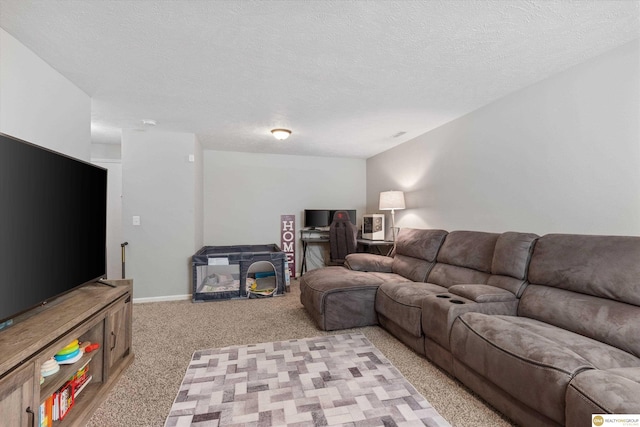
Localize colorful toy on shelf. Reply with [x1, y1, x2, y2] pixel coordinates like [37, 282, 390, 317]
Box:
[79, 341, 100, 353]
[54, 339, 82, 365]
[55, 340, 79, 356]
[40, 357, 60, 378]
[83, 343, 100, 353]
[59, 339, 79, 351]
[56, 353, 82, 365]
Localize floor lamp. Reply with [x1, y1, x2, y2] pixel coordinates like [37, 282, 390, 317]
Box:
[379, 190, 406, 246]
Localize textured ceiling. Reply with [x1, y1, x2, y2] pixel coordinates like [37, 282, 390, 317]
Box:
[0, 1, 638, 159]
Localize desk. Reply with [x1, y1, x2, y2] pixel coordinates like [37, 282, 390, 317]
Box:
[300, 229, 329, 275]
[300, 229, 395, 275]
[357, 238, 394, 256]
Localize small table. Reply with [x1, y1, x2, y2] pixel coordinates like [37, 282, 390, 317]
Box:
[300, 229, 330, 275]
[357, 238, 394, 256]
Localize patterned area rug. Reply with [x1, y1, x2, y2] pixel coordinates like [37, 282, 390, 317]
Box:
[165, 333, 450, 426]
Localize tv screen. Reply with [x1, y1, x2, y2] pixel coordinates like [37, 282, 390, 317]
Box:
[0, 133, 107, 324]
[304, 209, 330, 228]
[304, 209, 357, 228]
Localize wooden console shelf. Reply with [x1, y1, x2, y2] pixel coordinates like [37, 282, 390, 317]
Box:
[0, 279, 134, 427]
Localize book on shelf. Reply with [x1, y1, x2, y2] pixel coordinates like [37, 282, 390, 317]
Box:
[72, 359, 90, 390]
[41, 356, 92, 424]
[39, 393, 54, 427]
[74, 375, 93, 398]
[58, 380, 75, 420]
[53, 391, 59, 422]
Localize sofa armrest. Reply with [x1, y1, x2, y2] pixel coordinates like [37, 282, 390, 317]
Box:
[448, 284, 517, 303]
[345, 253, 393, 272]
[422, 292, 519, 351]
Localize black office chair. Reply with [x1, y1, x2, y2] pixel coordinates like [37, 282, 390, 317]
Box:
[328, 210, 358, 266]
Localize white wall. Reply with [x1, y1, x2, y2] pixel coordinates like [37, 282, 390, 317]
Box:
[91, 141, 123, 281]
[193, 138, 204, 251]
[92, 160, 123, 280]
[121, 129, 201, 299]
[0, 29, 90, 159]
[203, 151, 367, 273]
[367, 40, 640, 236]
[91, 142, 121, 160]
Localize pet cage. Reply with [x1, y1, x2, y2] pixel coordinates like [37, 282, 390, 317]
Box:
[192, 244, 287, 301]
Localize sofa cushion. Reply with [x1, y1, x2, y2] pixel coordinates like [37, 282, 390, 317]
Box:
[427, 231, 498, 287]
[488, 232, 538, 296]
[518, 285, 640, 359]
[566, 368, 640, 427]
[394, 228, 448, 261]
[368, 272, 408, 282]
[436, 231, 499, 273]
[300, 267, 384, 312]
[448, 284, 517, 303]
[427, 263, 492, 288]
[528, 234, 640, 306]
[299, 267, 384, 331]
[451, 312, 640, 425]
[344, 253, 393, 272]
[391, 228, 448, 281]
[376, 282, 447, 338]
[491, 232, 538, 280]
[392, 254, 434, 282]
[485, 275, 528, 297]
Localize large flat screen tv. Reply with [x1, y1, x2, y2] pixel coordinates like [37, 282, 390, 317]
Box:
[0, 133, 107, 325]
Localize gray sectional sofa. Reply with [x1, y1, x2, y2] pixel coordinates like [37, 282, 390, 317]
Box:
[299, 228, 640, 427]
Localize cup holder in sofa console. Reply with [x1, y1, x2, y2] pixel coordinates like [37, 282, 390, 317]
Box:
[450, 299, 465, 304]
[436, 295, 451, 298]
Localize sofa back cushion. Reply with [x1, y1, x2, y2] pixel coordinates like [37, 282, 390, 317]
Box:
[487, 231, 538, 296]
[391, 228, 448, 282]
[527, 234, 640, 305]
[518, 285, 640, 358]
[427, 231, 499, 287]
[520, 234, 640, 357]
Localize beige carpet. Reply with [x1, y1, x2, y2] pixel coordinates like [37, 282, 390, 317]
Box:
[87, 279, 514, 427]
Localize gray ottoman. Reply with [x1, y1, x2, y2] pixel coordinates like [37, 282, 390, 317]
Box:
[299, 267, 385, 331]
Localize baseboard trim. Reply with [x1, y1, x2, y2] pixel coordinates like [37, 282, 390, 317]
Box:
[133, 294, 192, 303]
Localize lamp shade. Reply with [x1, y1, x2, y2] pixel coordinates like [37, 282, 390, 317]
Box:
[379, 191, 405, 210]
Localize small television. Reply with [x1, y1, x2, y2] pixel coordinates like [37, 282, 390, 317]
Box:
[304, 209, 357, 228]
[304, 209, 330, 228]
[0, 133, 107, 326]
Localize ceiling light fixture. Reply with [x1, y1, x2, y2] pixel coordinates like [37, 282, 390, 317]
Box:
[271, 128, 292, 140]
[141, 119, 157, 126]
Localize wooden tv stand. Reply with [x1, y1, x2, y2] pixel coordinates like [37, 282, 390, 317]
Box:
[0, 279, 133, 427]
